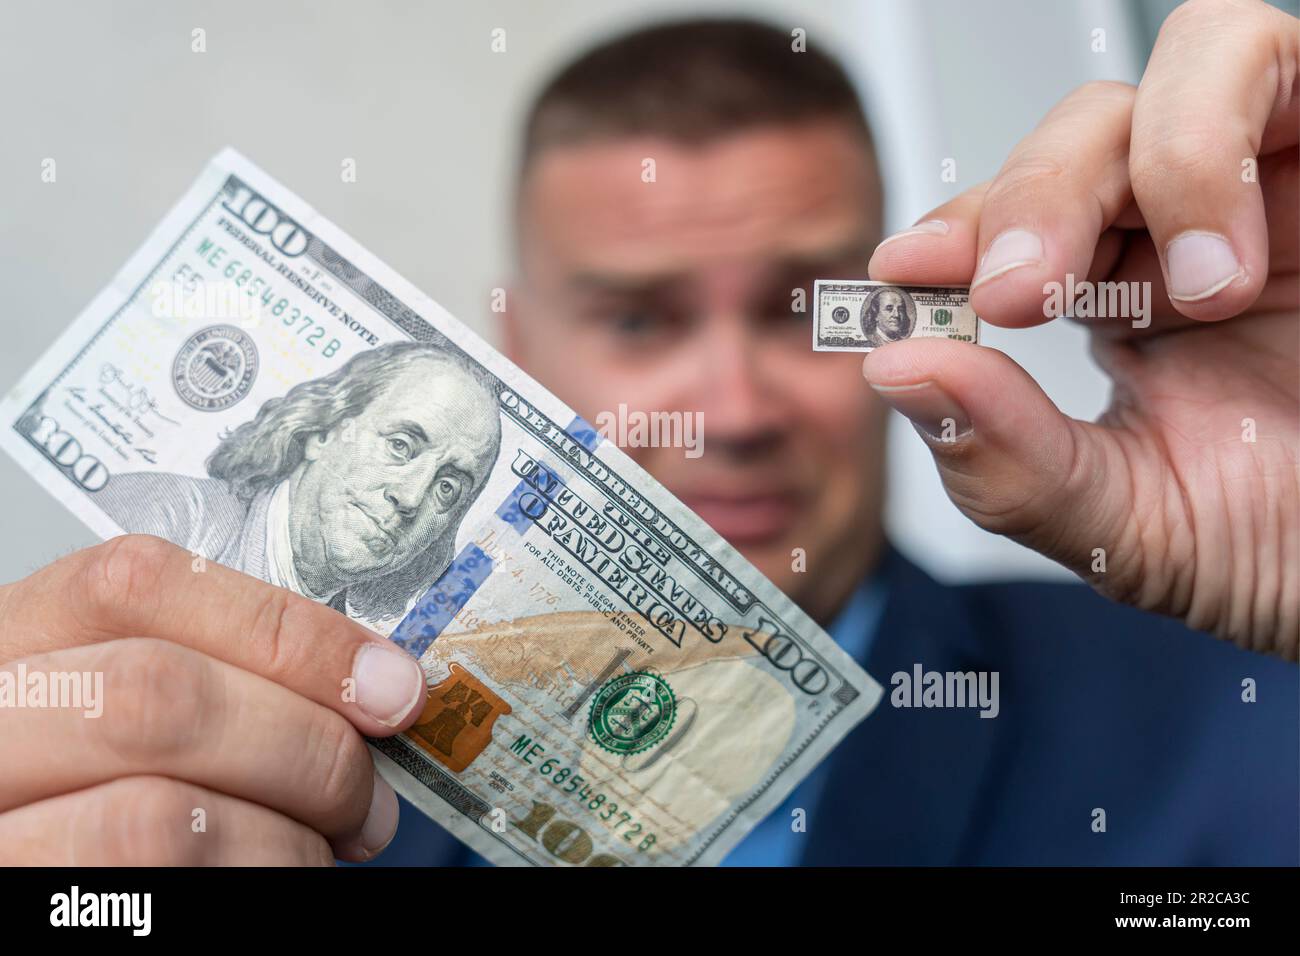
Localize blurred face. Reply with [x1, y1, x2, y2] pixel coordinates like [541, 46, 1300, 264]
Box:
[290, 357, 500, 594]
[877, 291, 907, 338]
[505, 121, 888, 623]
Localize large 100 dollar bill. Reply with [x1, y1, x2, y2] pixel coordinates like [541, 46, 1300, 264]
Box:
[814, 279, 980, 351]
[0, 148, 881, 866]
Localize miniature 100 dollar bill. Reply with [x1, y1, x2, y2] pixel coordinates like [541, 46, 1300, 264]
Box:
[814, 279, 980, 352]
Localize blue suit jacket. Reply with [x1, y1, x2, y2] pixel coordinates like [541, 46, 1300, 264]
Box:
[375, 546, 1299, 866]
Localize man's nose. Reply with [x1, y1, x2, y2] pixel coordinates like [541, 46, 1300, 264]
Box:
[692, 315, 788, 451]
[384, 457, 442, 519]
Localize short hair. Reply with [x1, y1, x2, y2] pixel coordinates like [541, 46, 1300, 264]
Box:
[518, 17, 875, 180]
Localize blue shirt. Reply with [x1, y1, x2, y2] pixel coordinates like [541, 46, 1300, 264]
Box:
[719, 575, 885, 867]
[376, 548, 1300, 865]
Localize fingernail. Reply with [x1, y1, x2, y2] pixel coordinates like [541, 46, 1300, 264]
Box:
[354, 643, 426, 726]
[971, 229, 1043, 289]
[1166, 231, 1242, 301]
[871, 381, 972, 443]
[876, 219, 950, 249]
[360, 770, 399, 856]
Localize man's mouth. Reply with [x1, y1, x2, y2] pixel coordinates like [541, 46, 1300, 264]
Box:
[675, 491, 801, 546]
[352, 502, 398, 548]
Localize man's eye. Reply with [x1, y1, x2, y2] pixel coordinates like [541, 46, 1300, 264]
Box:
[435, 477, 462, 508]
[776, 302, 811, 323]
[759, 302, 811, 331]
[610, 310, 666, 336]
[387, 436, 413, 460]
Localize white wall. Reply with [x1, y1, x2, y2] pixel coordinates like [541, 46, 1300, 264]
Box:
[0, 0, 1146, 583]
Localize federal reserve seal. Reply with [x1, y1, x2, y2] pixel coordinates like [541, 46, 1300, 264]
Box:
[172, 324, 259, 411]
[831, 305, 851, 324]
[589, 671, 676, 756]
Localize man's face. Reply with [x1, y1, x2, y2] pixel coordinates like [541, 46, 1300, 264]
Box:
[877, 291, 907, 338]
[293, 357, 500, 588]
[505, 121, 889, 622]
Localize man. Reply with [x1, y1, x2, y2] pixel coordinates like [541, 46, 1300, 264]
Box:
[0, 2, 1295, 865]
[863, 287, 916, 346]
[383, 10, 1298, 865]
[93, 340, 503, 628]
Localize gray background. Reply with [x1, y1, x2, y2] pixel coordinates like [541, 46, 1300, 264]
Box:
[2, 0, 1288, 585]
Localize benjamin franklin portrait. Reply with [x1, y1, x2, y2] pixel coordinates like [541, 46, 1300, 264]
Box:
[861, 286, 917, 348]
[92, 340, 503, 627]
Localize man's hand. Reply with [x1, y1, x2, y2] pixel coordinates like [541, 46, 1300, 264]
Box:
[863, 0, 1298, 657]
[0, 536, 428, 864]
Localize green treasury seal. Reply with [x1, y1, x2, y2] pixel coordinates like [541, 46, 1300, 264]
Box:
[588, 671, 676, 756]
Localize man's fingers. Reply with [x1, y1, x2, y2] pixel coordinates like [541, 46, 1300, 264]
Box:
[868, 183, 986, 285]
[871, 1, 1300, 334]
[861, 340, 1127, 577]
[1, 535, 427, 735]
[0, 639, 398, 862]
[966, 80, 1137, 328]
[0, 776, 335, 866]
[1129, 0, 1300, 319]
[1085, 222, 1299, 340]
[870, 81, 1139, 329]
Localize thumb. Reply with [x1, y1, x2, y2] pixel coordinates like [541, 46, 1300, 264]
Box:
[863, 339, 1124, 580]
